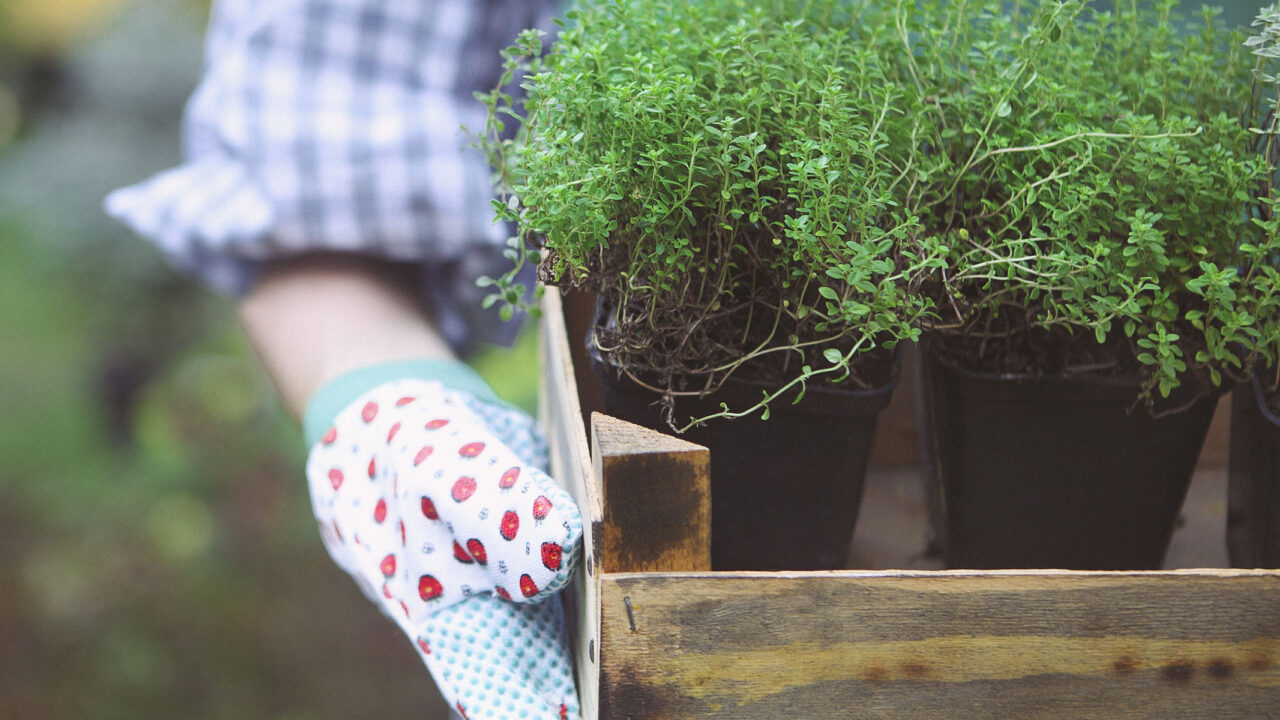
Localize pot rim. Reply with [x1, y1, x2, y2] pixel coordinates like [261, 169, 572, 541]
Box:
[923, 337, 1230, 403]
[586, 333, 901, 421]
[587, 332, 900, 395]
[587, 293, 901, 398]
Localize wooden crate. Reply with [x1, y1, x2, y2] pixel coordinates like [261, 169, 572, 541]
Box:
[537, 287, 1280, 719]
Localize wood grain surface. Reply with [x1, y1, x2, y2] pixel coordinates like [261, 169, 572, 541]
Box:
[597, 570, 1280, 719]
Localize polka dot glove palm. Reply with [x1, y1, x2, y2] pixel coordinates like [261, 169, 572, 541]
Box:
[305, 372, 582, 720]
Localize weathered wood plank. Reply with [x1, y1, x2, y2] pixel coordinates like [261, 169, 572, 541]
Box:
[592, 414, 711, 573]
[539, 287, 603, 720]
[598, 570, 1280, 719]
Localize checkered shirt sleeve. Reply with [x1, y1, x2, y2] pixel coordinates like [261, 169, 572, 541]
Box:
[105, 0, 554, 296]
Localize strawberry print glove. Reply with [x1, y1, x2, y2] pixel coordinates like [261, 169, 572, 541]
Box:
[302, 362, 582, 720]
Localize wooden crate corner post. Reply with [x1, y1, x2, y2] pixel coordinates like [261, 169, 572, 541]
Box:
[592, 413, 711, 574]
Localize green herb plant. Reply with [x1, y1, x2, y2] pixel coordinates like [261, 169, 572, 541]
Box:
[1245, 3, 1280, 412]
[901, 0, 1273, 410]
[478, 0, 942, 430]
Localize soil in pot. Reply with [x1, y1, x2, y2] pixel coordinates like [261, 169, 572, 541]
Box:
[922, 341, 1221, 570]
[588, 343, 897, 571]
[1227, 373, 1280, 567]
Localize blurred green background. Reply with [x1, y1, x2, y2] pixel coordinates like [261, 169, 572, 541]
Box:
[0, 1, 537, 718]
[0, 1, 1267, 718]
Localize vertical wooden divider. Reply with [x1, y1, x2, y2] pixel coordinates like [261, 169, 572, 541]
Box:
[592, 414, 711, 574]
[540, 287, 603, 720]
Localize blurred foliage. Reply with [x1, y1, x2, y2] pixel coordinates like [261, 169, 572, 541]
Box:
[0, 211, 456, 719]
[0, 1, 536, 718]
[0, 0, 131, 53]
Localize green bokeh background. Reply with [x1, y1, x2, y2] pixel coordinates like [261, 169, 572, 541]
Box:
[0, 2, 537, 717]
[0, 1, 1267, 718]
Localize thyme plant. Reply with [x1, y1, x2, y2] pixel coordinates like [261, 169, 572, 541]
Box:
[902, 0, 1274, 407]
[479, 0, 941, 428]
[1245, 4, 1280, 409]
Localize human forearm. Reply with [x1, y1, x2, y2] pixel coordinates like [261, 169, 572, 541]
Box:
[238, 254, 454, 422]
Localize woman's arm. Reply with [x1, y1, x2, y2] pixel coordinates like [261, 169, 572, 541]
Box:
[238, 254, 454, 421]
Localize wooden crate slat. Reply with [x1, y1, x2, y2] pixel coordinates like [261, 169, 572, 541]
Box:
[597, 570, 1280, 719]
[539, 286, 603, 720]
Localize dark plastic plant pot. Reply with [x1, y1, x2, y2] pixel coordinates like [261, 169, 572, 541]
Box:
[1227, 372, 1280, 567]
[587, 342, 897, 571]
[921, 341, 1221, 570]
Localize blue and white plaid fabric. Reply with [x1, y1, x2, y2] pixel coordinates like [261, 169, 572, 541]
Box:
[106, 0, 553, 347]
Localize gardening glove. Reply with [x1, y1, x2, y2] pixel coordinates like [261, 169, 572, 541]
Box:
[302, 361, 583, 720]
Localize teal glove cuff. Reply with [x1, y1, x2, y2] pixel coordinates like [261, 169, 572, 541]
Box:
[302, 360, 513, 446]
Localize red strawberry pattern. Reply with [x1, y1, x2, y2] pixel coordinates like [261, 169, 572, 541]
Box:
[321, 426, 337, 445]
[373, 498, 387, 523]
[387, 421, 402, 443]
[328, 468, 344, 490]
[532, 495, 551, 521]
[420, 495, 439, 520]
[452, 476, 477, 503]
[379, 554, 396, 577]
[494, 586, 511, 601]
[367, 457, 377, 479]
[361, 401, 378, 423]
[541, 542, 562, 571]
[519, 574, 539, 598]
[416, 636, 432, 655]
[458, 441, 485, 458]
[419, 574, 443, 601]
[413, 445, 434, 465]
[466, 538, 488, 566]
[499, 467, 520, 490]
[425, 418, 449, 430]
[396, 396, 417, 406]
[499, 510, 519, 541]
[453, 540, 474, 564]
